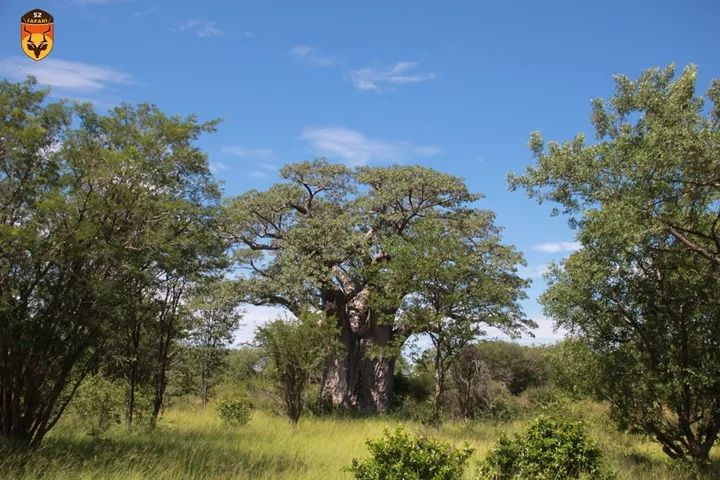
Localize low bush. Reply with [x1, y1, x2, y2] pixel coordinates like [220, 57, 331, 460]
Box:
[349, 427, 473, 480]
[478, 416, 615, 479]
[478, 389, 524, 423]
[216, 398, 251, 426]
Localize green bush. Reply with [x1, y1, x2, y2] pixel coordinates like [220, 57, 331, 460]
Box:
[72, 373, 124, 436]
[479, 388, 523, 423]
[478, 416, 614, 479]
[348, 427, 473, 480]
[393, 397, 435, 424]
[217, 398, 251, 426]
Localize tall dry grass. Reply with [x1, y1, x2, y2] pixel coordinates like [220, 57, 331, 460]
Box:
[0, 401, 717, 479]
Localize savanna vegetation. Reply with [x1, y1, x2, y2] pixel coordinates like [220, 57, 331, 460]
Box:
[1, 64, 718, 479]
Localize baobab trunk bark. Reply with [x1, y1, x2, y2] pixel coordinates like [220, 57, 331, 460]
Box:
[321, 308, 396, 412]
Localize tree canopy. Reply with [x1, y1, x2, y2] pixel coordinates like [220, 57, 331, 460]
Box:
[0, 78, 225, 445]
[511, 64, 720, 462]
[225, 159, 525, 411]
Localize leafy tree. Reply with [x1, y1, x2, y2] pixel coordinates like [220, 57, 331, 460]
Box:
[0, 78, 221, 446]
[393, 216, 532, 426]
[509, 64, 720, 273]
[186, 280, 242, 409]
[510, 65, 720, 462]
[255, 311, 339, 424]
[71, 373, 124, 437]
[471, 341, 548, 395]
[225, 160, 479, 411]
[542, 240, 720, 462]
[543, 338, 599, 399]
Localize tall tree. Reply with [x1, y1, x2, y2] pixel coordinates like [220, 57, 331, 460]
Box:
[542, 239, 720, 462]
[511, 65, 720, 462]
[392, 215, 532, 426]
[225, 160, 478, 411]
[509, 64, 720, 272]
[186, 280, 242, 409]
[255, 311, 339, 424]
[0, 79, 221, 446]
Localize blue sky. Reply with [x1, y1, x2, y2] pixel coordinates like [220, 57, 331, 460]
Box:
[2, 0, 718, 343]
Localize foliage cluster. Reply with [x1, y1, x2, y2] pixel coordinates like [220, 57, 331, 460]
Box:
[216, 398, 252, 426]
[349, 427, 473, 480]
[478, 416, 614, 479]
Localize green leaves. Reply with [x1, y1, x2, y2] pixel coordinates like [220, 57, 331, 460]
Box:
[255, 311, 340, 423]
[349, 427, 473, 480]
[510, 64, 720, 269]
[478, 416, 614, 479]
[0, 79, 225, 445]
[513, 64, 720, 462]
[216, 398, 251, 427]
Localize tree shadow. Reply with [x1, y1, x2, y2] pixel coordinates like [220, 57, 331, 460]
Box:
[1, 428, 308, 479]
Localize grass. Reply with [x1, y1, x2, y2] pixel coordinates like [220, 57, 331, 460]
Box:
[1, 401, 718, 479]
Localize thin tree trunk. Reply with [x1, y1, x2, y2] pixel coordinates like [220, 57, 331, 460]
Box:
[126, 369, 136, 431]
[125, 321, 141, 431]
[433, 346, 444, 428]
[201, 367, 209, 410]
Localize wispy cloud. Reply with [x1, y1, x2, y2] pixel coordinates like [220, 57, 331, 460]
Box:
[209, 162, 230, 174]
[533, 241, 581, 254]
[221, 146, 278, 179]
[350, 62, 436, 92]
[300, 126, 440, 166]
[178, 19, 224, 38]
[290, 45, 335, 67]
[0, 58, 133, 92]
[517, 264, 549, 280]
[222, 146, 275, 158]
[133, 7, 158, 17]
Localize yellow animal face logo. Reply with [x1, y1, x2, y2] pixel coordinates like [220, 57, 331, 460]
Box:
[21, 9, 54, 61]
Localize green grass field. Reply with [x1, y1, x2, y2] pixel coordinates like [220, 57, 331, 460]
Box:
[1, 402, 717, 480]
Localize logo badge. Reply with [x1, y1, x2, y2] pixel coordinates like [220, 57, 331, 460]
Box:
[21, 9, 54, 61]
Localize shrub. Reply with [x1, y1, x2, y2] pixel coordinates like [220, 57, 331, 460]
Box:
[478, 416, 615, 479]
[348, 427, 473, 480]
[393, 397, 435, 424]
[72, 373, 124, 436]
[478, 388, 524, 423]
[217, 398, 251, 426]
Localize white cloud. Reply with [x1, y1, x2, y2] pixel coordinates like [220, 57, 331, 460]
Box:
[0, 58, 133, 92]
[517, 264, 549, 280]
[222, 146, 275, 158]
[290, 45, 334, 67]
[178, 19, 224, 38]
[350, 62, 436, 92]
[300, 126, 440, 166]
[233, 305, 288, 345]
[533, 241, 582, 254]
[133, 7, 158, 17]
[209, 161, 230, 174]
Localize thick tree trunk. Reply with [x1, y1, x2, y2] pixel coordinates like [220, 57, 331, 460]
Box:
[321, 306, 396, 412]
